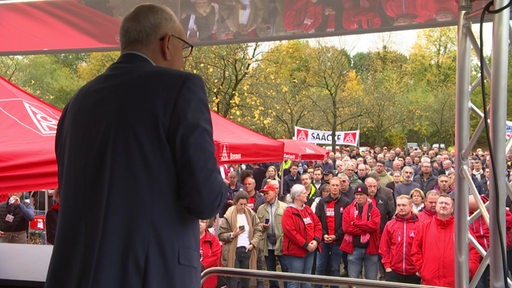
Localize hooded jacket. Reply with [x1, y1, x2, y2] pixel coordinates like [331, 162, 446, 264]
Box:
[379, 213, 419, 275]
[340, 199, 381, 254]
[200, 231, 221, 288]
[411, 215, 481, 287]
[416, 208, 436, 225]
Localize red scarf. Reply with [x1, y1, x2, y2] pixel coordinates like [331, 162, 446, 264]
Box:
[51, 202, 60, 211]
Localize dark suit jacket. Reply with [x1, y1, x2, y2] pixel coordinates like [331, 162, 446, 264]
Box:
[45, 53, 225, 288]
[374, 187, 396, 232]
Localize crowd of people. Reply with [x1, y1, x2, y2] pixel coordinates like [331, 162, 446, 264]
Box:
[201, 145, 512, 288]
[0, 3, 508, 286]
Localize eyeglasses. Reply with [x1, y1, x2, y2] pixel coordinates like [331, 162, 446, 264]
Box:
[159, 34, 194, 58]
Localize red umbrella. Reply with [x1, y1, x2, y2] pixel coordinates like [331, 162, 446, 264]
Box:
[0, 0, 120, 55]
[0, 76, 61, 194]
[278, 139, 328, 161]
[211, 111, 284, 164]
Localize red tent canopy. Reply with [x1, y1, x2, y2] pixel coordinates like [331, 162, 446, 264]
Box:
[0, 80, 283, 194]
[0, 76, 61, 194]
[211, 111, 284, 164]
[279, 139, 328, 161]
[0, 0, 120, 55]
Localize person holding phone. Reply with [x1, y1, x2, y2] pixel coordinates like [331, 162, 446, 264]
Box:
[219, 190, 263, 288]
[257, 182, 288, 288]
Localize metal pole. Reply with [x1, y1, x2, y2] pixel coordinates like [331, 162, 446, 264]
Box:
[455, 1, 471, 287]
[489, 0, 510, 287]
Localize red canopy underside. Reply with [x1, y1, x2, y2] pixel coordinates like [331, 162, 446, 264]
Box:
[0, 77, 284, 193]
[0, 0, 120, 55]
[0, 75, 61, 194]
[279, 139, 328, 161]
[211, 111, 284, 164]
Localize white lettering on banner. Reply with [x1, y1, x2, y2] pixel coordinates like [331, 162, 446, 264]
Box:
[284, 153, 297, 160]
[295, 126, 360, 146]
[326, 207, 334, 217]
[303, 217, 312, 225]
[221, 143, 242, 161]
[230, 153, 242, 160]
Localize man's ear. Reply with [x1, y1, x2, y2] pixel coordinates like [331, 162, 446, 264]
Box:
[160, 34, 173, 61]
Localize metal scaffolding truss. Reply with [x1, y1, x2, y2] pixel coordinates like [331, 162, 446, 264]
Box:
[455, 1, 510, 287]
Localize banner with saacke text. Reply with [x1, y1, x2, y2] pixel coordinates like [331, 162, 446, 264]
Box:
[294, 126, 359, 146]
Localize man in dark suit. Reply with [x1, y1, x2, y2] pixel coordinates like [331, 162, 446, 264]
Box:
[45, 4, 225, 288]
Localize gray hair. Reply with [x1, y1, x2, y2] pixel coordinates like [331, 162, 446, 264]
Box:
[289, 184, 305, 201]
[234, 190, 249, 203]
[425, 190, 440, 199]
[337, 173, 349, 180]
[401, 166, 414, 176]
[120, 4, 180, 51]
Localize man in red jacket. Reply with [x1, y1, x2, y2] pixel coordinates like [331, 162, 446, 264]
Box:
[411, 194, 481, 287]
[416, 190, 440, 224]
[340, 184, 381, 280]
[379, 195, 420, 284]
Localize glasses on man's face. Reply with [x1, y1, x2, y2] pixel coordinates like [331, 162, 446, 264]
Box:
[159, 34, 194, 58]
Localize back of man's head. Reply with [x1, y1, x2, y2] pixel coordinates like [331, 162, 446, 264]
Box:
[120, 4, 179, 52]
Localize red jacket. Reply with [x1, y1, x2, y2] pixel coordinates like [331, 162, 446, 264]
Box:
[411, 215, 481, 287]
[471, 196, 512, 249]
[200, 231, 221, 288]
[379, 213, 419, 275]
[341, 0, 381, 30]
[282, 0, 323, 32]
[507, 209, 512, 248]
[470, 214, 490, 251]
[472, 209, 512, 249]
[381, 0, 433, 23]
[282, 205, 322, 257]
[340, 200, 381, 254]
[416, 208, 435, 225]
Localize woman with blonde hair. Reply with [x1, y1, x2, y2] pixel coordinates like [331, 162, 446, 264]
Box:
[261, 165, 280, 188]
[409, 188, 425, 213]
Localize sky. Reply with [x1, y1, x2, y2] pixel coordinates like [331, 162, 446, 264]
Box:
[316, 30, 419, 55]
[310, 22, 496, 56]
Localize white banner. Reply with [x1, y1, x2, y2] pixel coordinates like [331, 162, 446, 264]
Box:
[294, 126, 359, 146]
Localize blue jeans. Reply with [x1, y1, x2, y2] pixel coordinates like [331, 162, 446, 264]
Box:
[282, 252, 315, 288]
[266, 249, 288, 288]
[315, 242, 343, 288]
[347, 247, 378, 280]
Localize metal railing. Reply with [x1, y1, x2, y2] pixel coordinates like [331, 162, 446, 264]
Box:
[201, 267, 443, 288]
